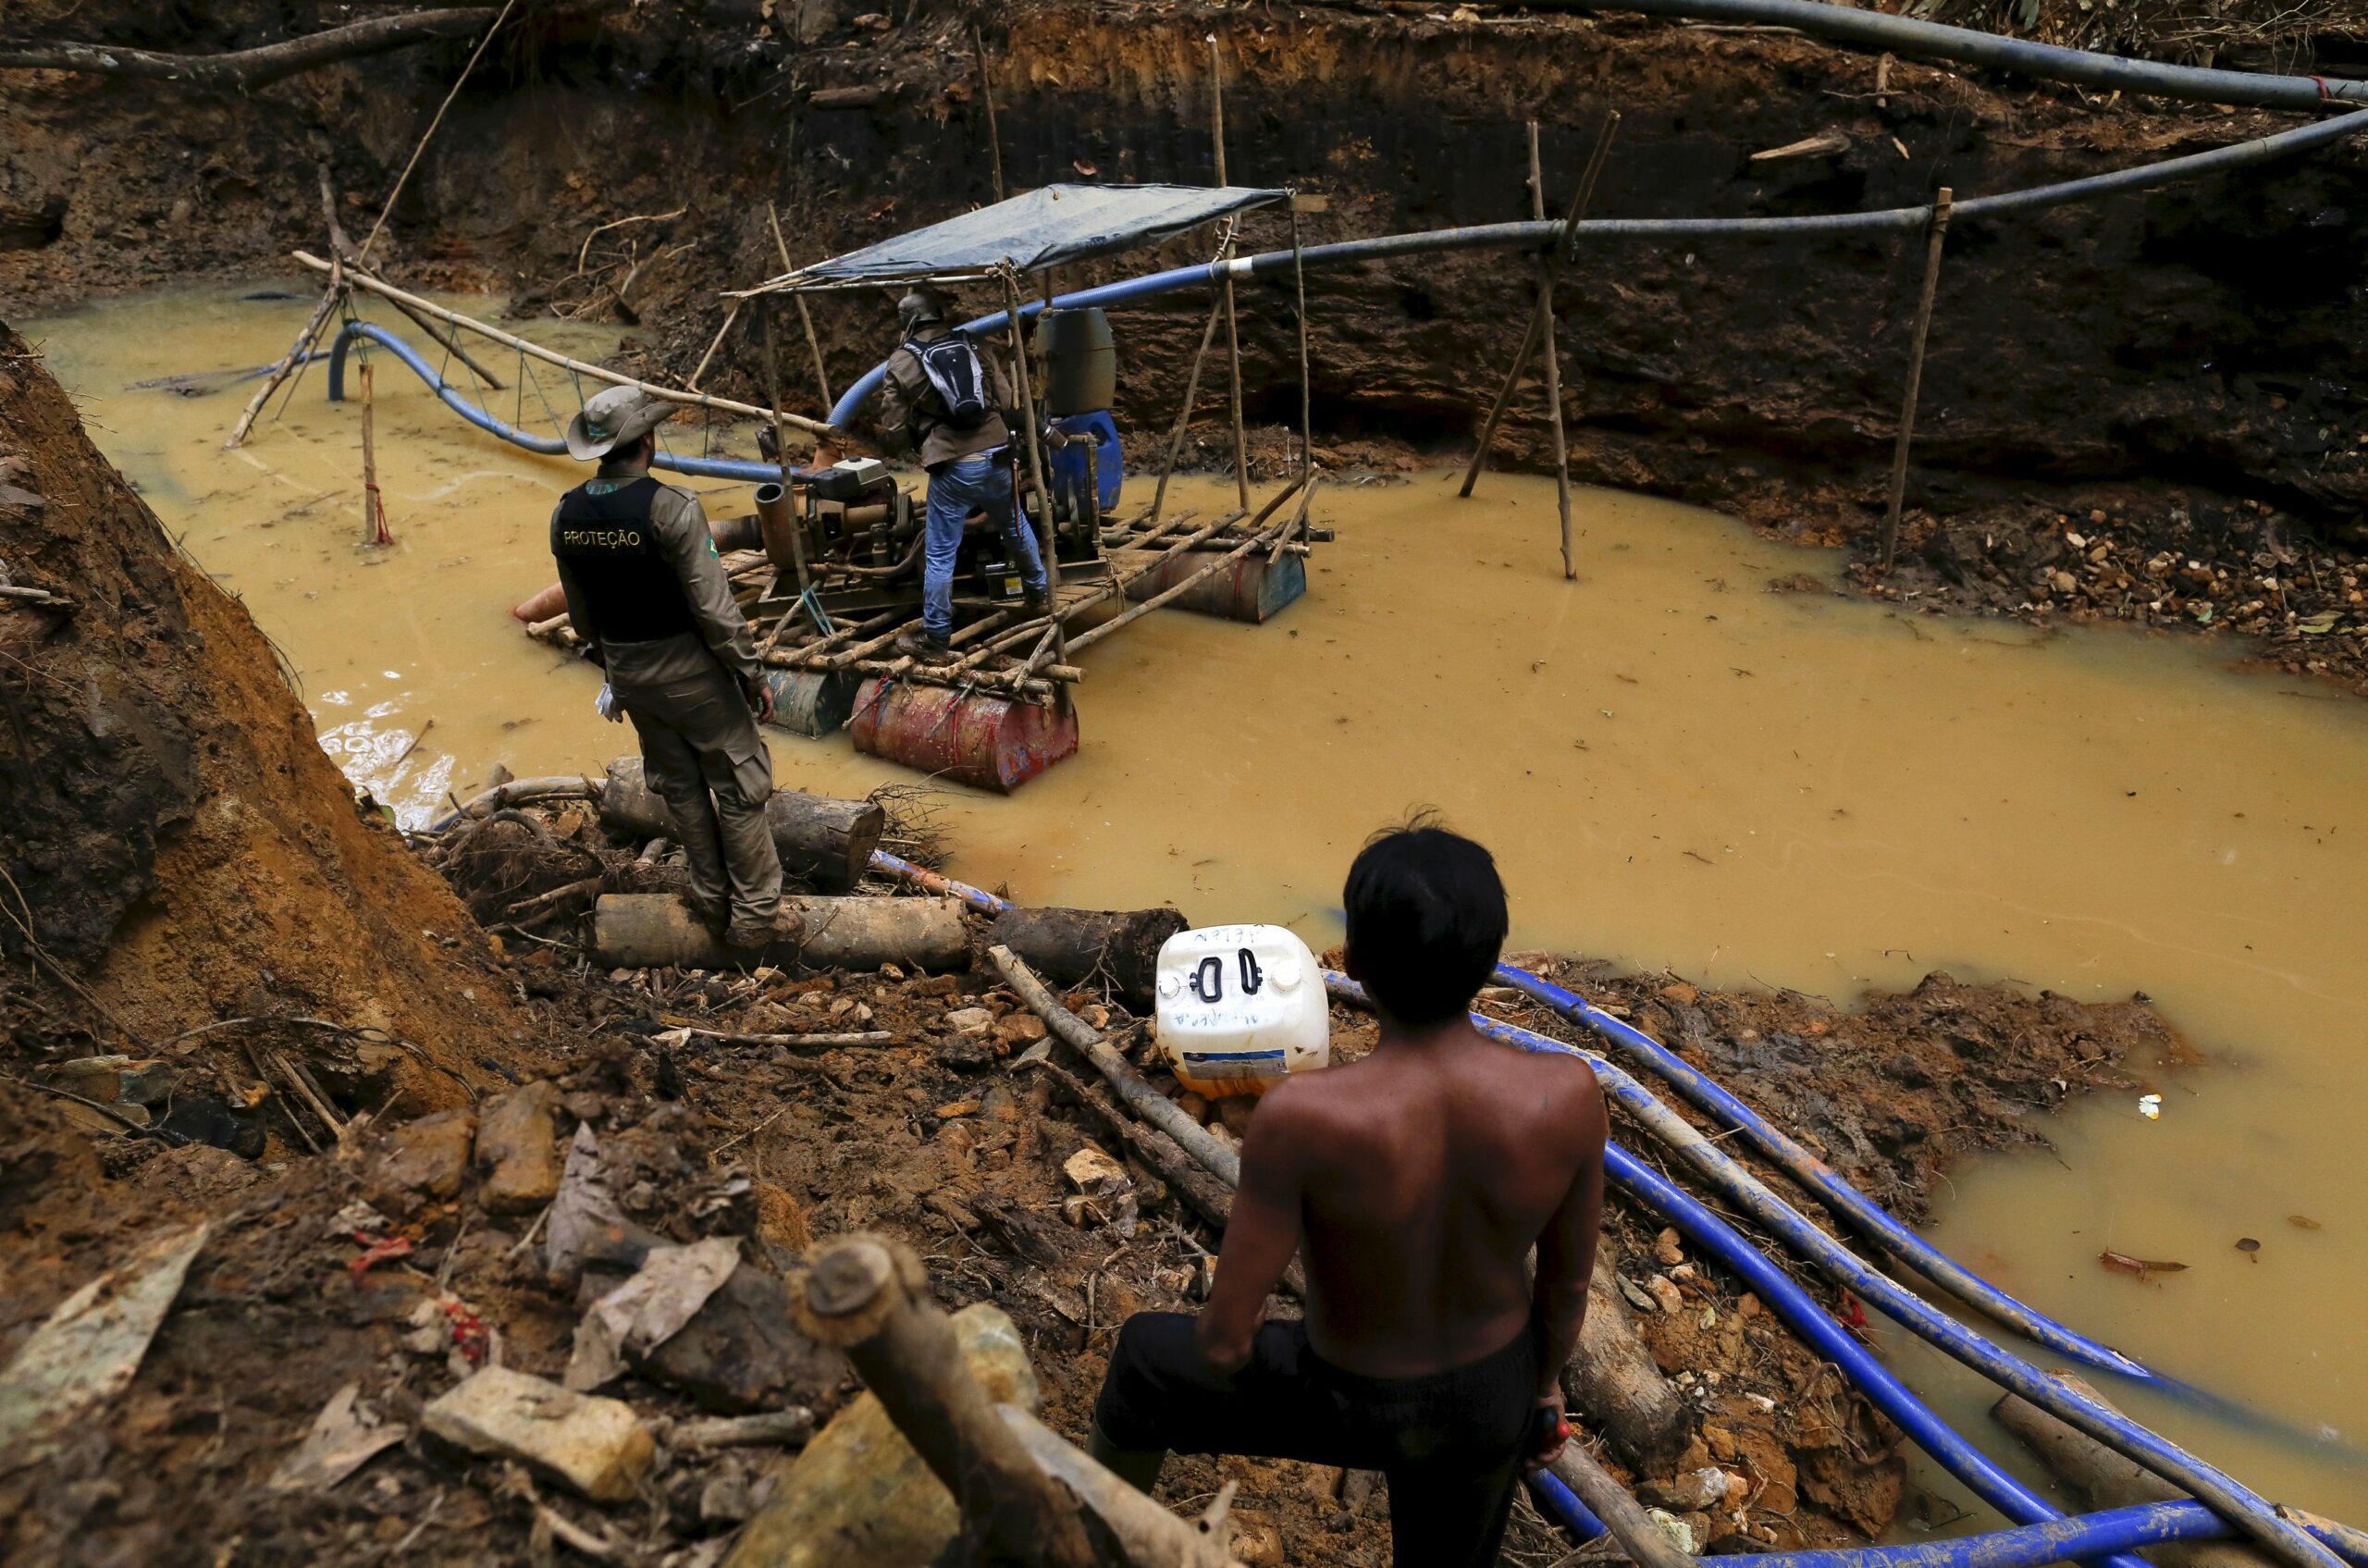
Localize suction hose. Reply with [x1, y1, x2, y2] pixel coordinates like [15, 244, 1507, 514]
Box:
[825, 110, 2368, 428]
[1496, 963, 2362, 1463]
[326, 320, 782, 484]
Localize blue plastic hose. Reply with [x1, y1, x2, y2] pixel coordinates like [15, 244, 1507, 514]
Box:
[866, 850, 1015, 914]
[325, 320, 783, 483]
[1492, 965, 2147, 1376]
[1496, 963, 2362, 1467]
[1660, 1500, 2366, 1568]
[1423, 994, 2342, 1568]
[1527, 1466, 1609, 1541]
[823, 112, 2368, 427]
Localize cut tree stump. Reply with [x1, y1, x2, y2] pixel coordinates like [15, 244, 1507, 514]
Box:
[985, 906, 1187, 1009]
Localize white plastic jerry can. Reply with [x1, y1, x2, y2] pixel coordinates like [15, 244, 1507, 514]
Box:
[1153, 923, 1330, 1099]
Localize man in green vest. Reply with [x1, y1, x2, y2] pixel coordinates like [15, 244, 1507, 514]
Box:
[552, 386, 797, 948]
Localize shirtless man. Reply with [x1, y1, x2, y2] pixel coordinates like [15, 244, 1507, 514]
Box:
[1088, 823, 1610, 1566]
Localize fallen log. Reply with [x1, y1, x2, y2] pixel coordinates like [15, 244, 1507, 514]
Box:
[1567, 1253, 1696, 1476]
[595, 894, 967, 974]
[0, 7, 524, 91]
[599, 758, 883, 892]
[985, 905, 1187, 1010]
[1994, 1373, 2266, 1568]
[794, 1234, 1237, 1568]
[989, 945, 1239, 1187]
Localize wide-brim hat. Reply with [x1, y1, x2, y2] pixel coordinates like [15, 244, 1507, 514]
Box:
[565, 385, 673, 461]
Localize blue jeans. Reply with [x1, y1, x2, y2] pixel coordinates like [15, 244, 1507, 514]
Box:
[923, 451, 1047, 640]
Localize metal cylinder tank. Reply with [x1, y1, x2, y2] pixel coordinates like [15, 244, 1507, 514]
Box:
[1039, 308, 1116, 416]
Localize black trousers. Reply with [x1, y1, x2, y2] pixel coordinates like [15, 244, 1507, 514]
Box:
[1093, 1312, 1538, 1568]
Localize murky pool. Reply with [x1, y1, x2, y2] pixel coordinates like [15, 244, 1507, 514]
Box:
[26, 284, 2366, 1516]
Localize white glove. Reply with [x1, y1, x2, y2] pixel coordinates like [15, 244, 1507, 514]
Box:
[596, 683, 623, 722]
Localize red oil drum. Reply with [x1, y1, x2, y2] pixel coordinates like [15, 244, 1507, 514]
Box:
[849, 679, 1079, 794]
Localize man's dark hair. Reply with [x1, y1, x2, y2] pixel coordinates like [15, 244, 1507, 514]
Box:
[1342, 818, 1509, 1027]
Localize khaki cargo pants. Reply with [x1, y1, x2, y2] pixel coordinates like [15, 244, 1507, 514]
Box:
[613, 658, 783, 926]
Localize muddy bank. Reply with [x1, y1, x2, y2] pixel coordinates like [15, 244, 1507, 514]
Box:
[6, 3, 2368, 593]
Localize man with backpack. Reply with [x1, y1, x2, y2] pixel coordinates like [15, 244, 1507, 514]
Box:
[876, 284, 1050, 661]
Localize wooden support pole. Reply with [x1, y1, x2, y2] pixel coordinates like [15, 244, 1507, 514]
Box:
[757, 298, 814, 596]
[1459, 110, 1620, 500]
[290, 252, 832, 434]
[357, 0, 519, 263]
[360, 361, 392, 546]
[1147, 289, 1227, 526]
[767, 201, 833, 409]
[1209, 35, 1251, 511]
[1290, 198, 1314, 481]
[973, 24, 1008, 204]
[686, 301, 740, 391]
[1530, 121, 1578, 580]
[1880, 186, 1952, 575]
[228, 276, 339, 450]
[1001, 267, 1069, 691]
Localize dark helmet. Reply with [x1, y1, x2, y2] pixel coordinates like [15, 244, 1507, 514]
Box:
[896, 286, 948, 333]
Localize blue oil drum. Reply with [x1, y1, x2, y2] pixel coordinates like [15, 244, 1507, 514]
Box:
[1049, 409, 1122, 520]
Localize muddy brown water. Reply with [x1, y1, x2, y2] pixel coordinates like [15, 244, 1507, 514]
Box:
[26, 286, 2366, 1519]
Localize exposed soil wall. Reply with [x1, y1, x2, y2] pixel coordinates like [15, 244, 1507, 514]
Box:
[0, 324, 520, 1089]
[6, 3, 2368, 555]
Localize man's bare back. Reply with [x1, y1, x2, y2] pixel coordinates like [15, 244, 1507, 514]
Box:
[1242, 1019, 1608, 1377]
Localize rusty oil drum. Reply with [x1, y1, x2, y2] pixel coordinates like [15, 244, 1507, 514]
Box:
[1122, 549, 1305, 623]
[848, 678, 1079, 793]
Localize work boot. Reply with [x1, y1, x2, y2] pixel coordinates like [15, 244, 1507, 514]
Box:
[894, 627, 953, 663]
[724, 907, 806, 951]
[1023, 583, 1051, 617]
[683, 892, 729, 932]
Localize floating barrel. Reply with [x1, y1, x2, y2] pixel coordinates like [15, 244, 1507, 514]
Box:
[1123, 549, 1305, 623]
[849, 678, 1079, 794]
[761, 668, 859, 737]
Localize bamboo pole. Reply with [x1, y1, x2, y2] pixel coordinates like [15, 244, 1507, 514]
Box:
[1001, 267, 1068, 692]
[686, 301, 740, 391]
[1290, 198, 1313, 480]
[973, 25, 1008, 203]
[767, 202, 833, 408]
[289, 252, 832, 434]
[1147, 289, 1227, 526]
[1459, 111, 1620, 500]
[228, 267, 340, 449]
[358, 0, 519, 263]
[758, 299, 815, 596]
[360, 361, 392, 546]
[1208, 35, 1251, 511]
[1880, 187, 1952, 575]
[1530, 122, 1578, 581]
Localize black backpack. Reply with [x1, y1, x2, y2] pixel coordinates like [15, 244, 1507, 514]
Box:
[904, 336, 993, 432]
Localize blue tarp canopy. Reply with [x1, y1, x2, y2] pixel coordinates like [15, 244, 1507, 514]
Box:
[743, 183, 1287, 293]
